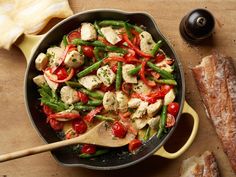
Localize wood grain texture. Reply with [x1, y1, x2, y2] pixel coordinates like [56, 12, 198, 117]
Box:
[0, 0, 236, 177]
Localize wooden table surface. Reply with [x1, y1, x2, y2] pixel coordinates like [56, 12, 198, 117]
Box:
[0, 0, 236, 176]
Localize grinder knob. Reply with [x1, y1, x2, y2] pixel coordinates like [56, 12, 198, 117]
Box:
[179, 8, 215, 43]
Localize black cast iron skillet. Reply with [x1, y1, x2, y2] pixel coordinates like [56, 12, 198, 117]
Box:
[17, 9, 199, 170]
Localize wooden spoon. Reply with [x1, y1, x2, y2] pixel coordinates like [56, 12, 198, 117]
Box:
[0, 121, 135, 162]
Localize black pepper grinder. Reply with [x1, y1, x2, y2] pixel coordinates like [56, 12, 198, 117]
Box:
[179, 8, 215, 43]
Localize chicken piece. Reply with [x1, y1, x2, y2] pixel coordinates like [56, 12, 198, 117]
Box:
[33, 75, 46, 87]
[103, 91, 118, 111]
[132, 80, 151, 95]
[46, 46, 64, 68]
[43, 72, 59, 92]
[116, 91, 129, 112]
[147, 99, 163, 117]
[131, 101, 149, 119]
[97, 65, 116, 87]
[64, 50, 84, 68]
[147, 116, 160, 130]
[60, 86, 80, 104]
[107, 52, 124, 57]
[156, 58, 174, 73]
[101, 26, 121, 45]
[122, 64, 138, 84]
[81, 23, 97, 41]
[139, 31, 155, 54]
[35, 53, 49, 71]
[128, 98, 142, 108]
[164, 89, 175, 105]
[78, 75, 102, 90]
[134, 118, 148, 130]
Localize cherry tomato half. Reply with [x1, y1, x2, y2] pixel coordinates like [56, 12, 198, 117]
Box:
[128, 139, 142, 152]
[155, 53, 165, 63]
[81, 144, 96, 154]
[111, 121, 127, 138]
[167, 102, 180, 117]
[160, 84, 173, 95]
[72, 119, 87, 134]
[54, 67, 68, 80]
[43, 105, 54, 115]
[49, 119, 63, 131]
[67, 30, 81, 43]
[82, 46, 94, 58]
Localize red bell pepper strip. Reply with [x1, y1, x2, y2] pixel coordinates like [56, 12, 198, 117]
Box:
[77, 91, 89, 104]
[123, 33, 152, 58]
[103, 57, 126, 63]
[139, 61, 156, 87]
[48, 112, 80, 120]
[51, 44, 76, 73]
[131, 93, 157, 104]
[45, 68, 75, 83]
[83, 106, 104, 123]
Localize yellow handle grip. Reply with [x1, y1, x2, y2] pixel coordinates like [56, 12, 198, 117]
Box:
[17, 34, 45, 64]
[154, 101, 199, 159]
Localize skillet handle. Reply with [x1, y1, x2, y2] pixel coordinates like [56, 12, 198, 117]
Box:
[17, 34, 45, 64]
[154, 101, 199, 159]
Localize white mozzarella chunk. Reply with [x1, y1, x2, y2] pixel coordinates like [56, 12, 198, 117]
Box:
[33, 75, 46, 87]
[164, 89, 175, 105]
[122, 64, 137, 84]
[47, 46, 64, 68]
[156, 58, 174, 73]
[97, 65, 116, 87]
[64, 50, 84, 68]
[128, 98, 142, 108]
[147, 99, 163, 117]
[131, 101, 149, 119]
[139, 31, 155, 54]
[132, 80, 151, 95]
[103, 91, 118, 111]
[116, 91, 128, 112]
[81, 23, 97, 41]
[43, 73, 59, 92]
[147, 116, 160, 130]
[135, 118, 148, 130]
[78, 75, 102, 90]
[60, 86, 80, 105]
[35, 53, 49, 71]
[101, 26, 121, 45]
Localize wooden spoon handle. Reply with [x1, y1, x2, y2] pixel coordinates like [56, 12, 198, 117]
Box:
[0, 138, 78, 162]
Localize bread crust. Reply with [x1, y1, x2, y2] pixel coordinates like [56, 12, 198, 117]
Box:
[192, 51, 236, 173]
[180, 151, 220, 177]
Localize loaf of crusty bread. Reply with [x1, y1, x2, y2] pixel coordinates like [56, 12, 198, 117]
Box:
[192, 52, 236, 173]
[180, 151, 220, 177]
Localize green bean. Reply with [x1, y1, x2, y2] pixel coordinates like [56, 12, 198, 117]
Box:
[153, 79, 177, 85]
[116, 62, 122, 90]
[65, 81, 82, 88]
[98, 20, 144, 33]
[77, 60, 103, 78]
[62, 35, 68, 46]
[95, 115, 115, 122]
[80, 88, 104, 100]
[147, 61, 174, 79]
[124, 22, 133, 39]
[143, 126, 151, 141]
[87, 100, 103, 106]
[73, 104, 95, 111]
[79, 149, 109, 158]
[157, 105, 167, 139]
[150, 40, 162, 57]
[94, 21, 104, 36]
[106, 46, 127, 54]
[128, 65, 141, 75]
[72, 39, 106, 47]
[93, 47, 103, 60]
[99, 20, 125, 27]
